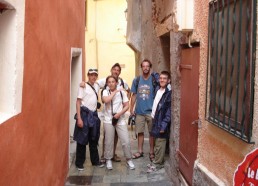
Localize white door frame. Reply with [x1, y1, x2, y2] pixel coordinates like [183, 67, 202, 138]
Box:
[69, 47, 82, 167]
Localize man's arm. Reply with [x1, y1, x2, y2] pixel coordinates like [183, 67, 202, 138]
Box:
[76, 98, 83, 128]
[130, 93, 136, 115]
[79, 78, 104, 88]
[102, 89, 120, 103]
[79, 81, 86, 88]
[126, 87, 131, 99]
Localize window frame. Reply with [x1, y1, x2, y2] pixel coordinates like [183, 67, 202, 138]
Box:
[206, 0, 256, 143]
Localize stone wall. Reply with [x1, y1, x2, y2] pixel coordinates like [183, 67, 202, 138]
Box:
[127, 0, 258, 185]
[126, 0, 171, 74]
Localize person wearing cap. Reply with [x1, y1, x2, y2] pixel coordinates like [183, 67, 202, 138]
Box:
[80, 63, 130, 163]
[73, 68, 104, 171]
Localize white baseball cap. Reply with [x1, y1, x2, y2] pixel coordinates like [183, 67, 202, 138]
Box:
[88, 68, 98, 75]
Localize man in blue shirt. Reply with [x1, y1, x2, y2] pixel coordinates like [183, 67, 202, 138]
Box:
[130, 59, 155, 161]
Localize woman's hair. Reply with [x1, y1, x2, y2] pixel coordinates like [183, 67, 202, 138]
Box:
[105, 75, 118, 84]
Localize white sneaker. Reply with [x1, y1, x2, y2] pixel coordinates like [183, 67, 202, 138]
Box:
[127, 160, 135, 170]
[106, 159, 113, 170]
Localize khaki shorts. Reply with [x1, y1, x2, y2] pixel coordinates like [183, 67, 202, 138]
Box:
[135, 114, 153, 134]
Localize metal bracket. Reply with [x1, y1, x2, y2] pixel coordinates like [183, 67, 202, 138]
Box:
[191, 118, 202, 129]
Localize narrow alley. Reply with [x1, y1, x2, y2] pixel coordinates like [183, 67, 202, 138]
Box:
[65, 113, 173, 186]
[2, 0, 258, 185]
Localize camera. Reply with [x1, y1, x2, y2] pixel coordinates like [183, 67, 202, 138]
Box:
[97, 102, 101, 109]
[128, 114, 136, 126]
[112, 113, 119, 126]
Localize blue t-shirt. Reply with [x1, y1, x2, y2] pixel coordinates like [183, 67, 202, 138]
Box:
[131, 76, 154, 115]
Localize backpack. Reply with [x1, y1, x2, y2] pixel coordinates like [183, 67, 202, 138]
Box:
[135, 72, 159, 97]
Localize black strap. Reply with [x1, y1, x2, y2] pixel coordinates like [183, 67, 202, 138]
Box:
[119, 78, 125, 88]
[109, 90, 114, 116]
[87, 82, 98, 100]
[108, 90, 123, 115]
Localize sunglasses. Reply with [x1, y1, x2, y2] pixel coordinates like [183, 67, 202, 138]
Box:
[89, 69, 98, 72]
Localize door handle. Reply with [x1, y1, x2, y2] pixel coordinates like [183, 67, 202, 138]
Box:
[191, 119, 202, 128]
[191, 120, 198, 125]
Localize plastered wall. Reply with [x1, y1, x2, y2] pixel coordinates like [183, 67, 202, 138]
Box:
[192, 1, 258, 185]
[85, 0, 135, 87]
[0, 0, 85, 185]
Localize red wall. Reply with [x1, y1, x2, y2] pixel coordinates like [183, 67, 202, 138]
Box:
[0, 1, 85, 185]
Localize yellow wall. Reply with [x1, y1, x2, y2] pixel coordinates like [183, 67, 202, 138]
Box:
[85, 0, 135, 87]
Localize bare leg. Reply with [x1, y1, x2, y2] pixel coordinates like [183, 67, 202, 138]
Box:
[149, 135, 154, 154]
[132, 132, 144, 159]
[138, 132, 144, 153]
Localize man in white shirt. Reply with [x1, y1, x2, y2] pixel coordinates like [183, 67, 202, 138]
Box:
[74, 68, 104, 171]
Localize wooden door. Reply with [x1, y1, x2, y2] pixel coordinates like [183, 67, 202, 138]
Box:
[178, 45, 199, 185]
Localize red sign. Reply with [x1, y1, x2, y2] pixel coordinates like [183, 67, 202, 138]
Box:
[234, 148, 258, 186]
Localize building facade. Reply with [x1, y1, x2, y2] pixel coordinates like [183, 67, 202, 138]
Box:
[0, 0, 85, 185]
[126, 0, 258, 185]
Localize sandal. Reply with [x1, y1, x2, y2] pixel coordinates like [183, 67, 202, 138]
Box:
[111, 154, 121, 162]
[147, 165, 157, 173]
[132, 152, 144, 159]
[149, 153, 155, 162]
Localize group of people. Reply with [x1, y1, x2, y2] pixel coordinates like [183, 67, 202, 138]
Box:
[73, 59, 172, 173]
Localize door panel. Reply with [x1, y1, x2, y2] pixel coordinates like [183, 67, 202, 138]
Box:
[178, 45, 199, 185]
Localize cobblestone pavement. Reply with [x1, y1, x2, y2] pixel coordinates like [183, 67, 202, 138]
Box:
[65, 113, 173, 186]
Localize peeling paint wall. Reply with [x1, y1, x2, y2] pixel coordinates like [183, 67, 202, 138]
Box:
[126, 0, 141, 53]
[126, 0, 171, 74]
[167, 31, 183, 186]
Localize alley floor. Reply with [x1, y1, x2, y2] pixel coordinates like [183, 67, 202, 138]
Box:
[65, 113, 173, 186]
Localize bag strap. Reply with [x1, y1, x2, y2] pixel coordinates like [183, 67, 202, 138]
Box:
[109, 90, 123, 115]
[109, 90, 114, 116]
[135, 76, 140, 92]
[119, 78, 125, 88]
[87, 82, 98, 100]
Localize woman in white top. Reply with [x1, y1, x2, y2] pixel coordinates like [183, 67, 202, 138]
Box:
[102, 75, 135, 170]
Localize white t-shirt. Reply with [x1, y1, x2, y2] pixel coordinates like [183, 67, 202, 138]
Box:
[151, 89, 165, 118]
[102, 89, 129, 125]
[77, 83, 100, 112]
[97, 78, 129, 90]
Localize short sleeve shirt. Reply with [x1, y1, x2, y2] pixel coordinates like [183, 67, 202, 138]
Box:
[77, 83, 100, 112]
[102, 89, 129, 125]
[131, 76, 154, 114]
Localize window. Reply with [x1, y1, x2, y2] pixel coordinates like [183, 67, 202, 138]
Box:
[0, 1, 25, 124]
[207, 0, 256, 143]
